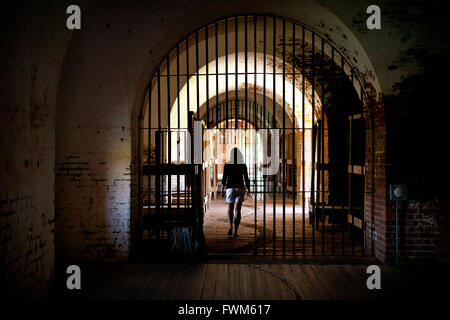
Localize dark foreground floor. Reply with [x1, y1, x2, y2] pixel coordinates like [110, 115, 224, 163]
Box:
[56, 261, 449, 300]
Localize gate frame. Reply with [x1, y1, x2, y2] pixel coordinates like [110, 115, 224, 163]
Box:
[134, 14, 377, 259]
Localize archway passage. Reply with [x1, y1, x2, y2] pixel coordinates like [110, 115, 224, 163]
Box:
[139, 15, 370, 257]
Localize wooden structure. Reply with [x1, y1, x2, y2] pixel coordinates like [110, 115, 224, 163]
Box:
[142, 163, 206, 259]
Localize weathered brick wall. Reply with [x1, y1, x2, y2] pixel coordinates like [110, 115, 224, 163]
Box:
[365, 124, 387, 261]
[0, 1, 74, 298]
[387, 201, 449, 263]
[362, 90, 388, 261]
[55, 127, 132, 261]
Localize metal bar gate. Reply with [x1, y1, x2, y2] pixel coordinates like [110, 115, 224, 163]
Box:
[139, 15, 373, 257]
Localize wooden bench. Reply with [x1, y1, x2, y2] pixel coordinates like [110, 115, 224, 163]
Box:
[308, 204, 363, 229]
[142, 206, 196, 230]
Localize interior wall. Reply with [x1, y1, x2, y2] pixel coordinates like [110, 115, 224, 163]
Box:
[0, 0, 78, 298]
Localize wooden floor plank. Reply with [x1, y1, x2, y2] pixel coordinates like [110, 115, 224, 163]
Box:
[134, 263, 161, 299]
[287, 264, 323, 300]
[160, 263, 186, 300]
[301, 265, 335, 299]
[279, 265, 304, 300]
[309, 265, 343, 299]
[143, 263, 171, 298]
[249, 264, 267, 299]
[174, 263, 196, 299]
[148, 263, 176, 299]
[255, 265, 279, 300]
[184, 264, 208, 299]
[326, 265, 361, 300]
[227, 264, 241, 300]
[335, 265, 371, 299]
[238, 264, 253, 299]
[84, 263, 126, 298]
[256, 264, 282, 300]
[201, 264, 217, 300]
[214, 264, 228, 300]
[114, 263, 148, 299]
[268, 264, 297, 300]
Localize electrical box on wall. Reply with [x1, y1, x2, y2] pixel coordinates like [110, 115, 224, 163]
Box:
[390, 184, 407, 201]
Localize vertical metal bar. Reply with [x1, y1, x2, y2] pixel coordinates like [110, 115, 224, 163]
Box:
[196, 31, 200, 118]
[311, 32, 316, 255]
[156, 67, 161, 240]
[254, 15, 258, 256]
[301, 26, 306, 256]
[167, 55, 172, 230]
[321, 38, 325, 255]
[263, 16, 267, 256]
[243, 16, 249, 246]
[282, 19, 286, 256]
[316, 119, 321, 235]
[272, 16, 277, 256]
[341, 56, 345, 256]
[195, 30, 201, 239]
[186, 37, 190, 212]
[225, 18, 229, 129]
[292, 22, 296, 256]
[176, 45, 180, 214]
[349, 113, 353, 255]
[205, 25, 210, 212]
[330, 46, 335, 255]
[186, 36, 190, 132]
[395, 199, 399, 266]
[158, 70, 162, 144]
[148, 83, 151, 241]
[235, 17, 238, 128]
[361, 83, 365, 257]
[137, 114, 142, 241]
[216, 22, 219, 129]
[245, 16, 248, 130]
[188, 111, 194, 220]
[206, 26, 209, 126]
[350, 69, 355, 256]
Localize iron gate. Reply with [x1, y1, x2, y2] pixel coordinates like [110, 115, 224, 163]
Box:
[139, 15, 373, 257]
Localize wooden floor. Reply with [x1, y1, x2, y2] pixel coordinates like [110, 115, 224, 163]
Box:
[203, 200, 363, 256]
[58, 262, 447, 300]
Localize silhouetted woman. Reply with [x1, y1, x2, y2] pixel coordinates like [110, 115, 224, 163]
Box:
[221, 147, 250, 237]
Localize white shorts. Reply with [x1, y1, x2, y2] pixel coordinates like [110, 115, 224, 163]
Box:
[226, 188, 246, 204]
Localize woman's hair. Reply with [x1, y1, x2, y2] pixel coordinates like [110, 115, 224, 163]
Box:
[228, 147, 244, 164]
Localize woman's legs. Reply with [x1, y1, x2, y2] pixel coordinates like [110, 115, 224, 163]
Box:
[233, 201, 243, 236]
[227, 202, 234, 235]
[226, 188, 245, 236]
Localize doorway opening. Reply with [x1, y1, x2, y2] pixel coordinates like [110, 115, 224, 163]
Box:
[138, 15, 371, 257]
